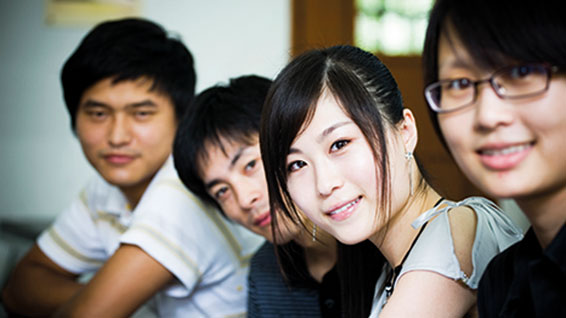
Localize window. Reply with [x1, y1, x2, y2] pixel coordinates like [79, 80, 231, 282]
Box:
[355, 0, 434, 55]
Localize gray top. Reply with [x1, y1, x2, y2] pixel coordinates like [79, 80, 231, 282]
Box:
[369, 197, 524, 317]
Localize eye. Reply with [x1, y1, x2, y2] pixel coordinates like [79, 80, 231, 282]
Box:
[245, 159, 257, 172]
[330, 139, 349, 152]
[287, 160, 307, 173]
[86, 109, 108, 120]
[445, 78, 472, 91]
[213, 186, 229, 201]
[134, 110, 154, 119]
[508, 65, 534, 79]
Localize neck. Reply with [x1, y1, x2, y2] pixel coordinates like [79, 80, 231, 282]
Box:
[120, 179, 152, 210]
[294, 228, 337, 283]
[515, 185, 566, 248]
[370, 185, 441, 267]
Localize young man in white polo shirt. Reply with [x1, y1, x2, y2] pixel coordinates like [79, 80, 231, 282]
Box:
[2, 18, 262, 317]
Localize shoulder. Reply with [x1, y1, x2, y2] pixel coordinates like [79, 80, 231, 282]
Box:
[139, 160, 201, 209]
[445, 205, 477, 278]
[251, 242, 277, 266]
[82, 174, 128, 216]
[403, 197, 522, 289]
[250, 242, 286, 281]
[480, 235, 522, 287]
[477, 239, 522, 315]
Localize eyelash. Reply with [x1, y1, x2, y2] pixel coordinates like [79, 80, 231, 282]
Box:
[214, 187, 229, 200]
[331, 139, 350, 152]
[287, 160, 306, 173]
[245, 160, 257, 171]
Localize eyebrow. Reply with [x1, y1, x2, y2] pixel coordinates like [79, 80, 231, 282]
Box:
[289, 121, 352, 154]
[81, 99, 157, 109]
[204, 145, 246, 190]
[439, 58, 471, 72]
[317, 121, 352, 143]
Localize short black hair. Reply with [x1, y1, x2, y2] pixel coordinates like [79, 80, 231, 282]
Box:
[422, 0, 566, 144]
[173, 75, 272, 212]
[61, 18, 196, 130]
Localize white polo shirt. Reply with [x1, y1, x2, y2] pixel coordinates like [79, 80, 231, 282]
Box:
[38, 157, 264, 317]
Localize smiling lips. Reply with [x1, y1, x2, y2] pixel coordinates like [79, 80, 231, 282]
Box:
[326, 196, 361, 221]
[254, 212, 272, 227]
[477, 142, 534, 171]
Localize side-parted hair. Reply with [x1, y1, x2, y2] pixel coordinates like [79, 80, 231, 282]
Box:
[423, 0, 566, 144]
[61, 18, 196, 130]
[173, 75, 272, 212]
[260, 44, 412, 318]
[260, 44, 411, 242]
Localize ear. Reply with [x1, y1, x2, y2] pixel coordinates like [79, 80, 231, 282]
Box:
[399, 108, 418, 153]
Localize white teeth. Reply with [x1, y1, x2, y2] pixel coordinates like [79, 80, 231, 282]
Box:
[330, 197, 360, 215]
[482, 144, 530, 156]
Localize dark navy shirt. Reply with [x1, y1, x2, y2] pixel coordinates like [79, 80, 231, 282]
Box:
[247, 241, 341, 318]
[478, 224, 566, 317]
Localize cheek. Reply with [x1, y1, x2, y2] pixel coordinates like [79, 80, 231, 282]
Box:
[287, 176, 317, 219]
[439, 116, 470, 153]
[136, 121, 177, 147]
[223, 201, 245, 224]
[76, 123, 105, 152]
[347, 143, 378, 192]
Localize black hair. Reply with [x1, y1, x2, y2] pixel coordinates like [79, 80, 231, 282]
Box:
[173, 75, 272, 212]
[423, 0, 566, 144]
[61, 18, 196, 130]
[260, 44, 421, 317]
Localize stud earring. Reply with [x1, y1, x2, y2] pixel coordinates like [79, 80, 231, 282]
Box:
[405, 151, 414, 196]
[312, 224, 317, 242]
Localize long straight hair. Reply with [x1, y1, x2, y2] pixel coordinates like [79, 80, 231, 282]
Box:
[260, 45, 416, 317]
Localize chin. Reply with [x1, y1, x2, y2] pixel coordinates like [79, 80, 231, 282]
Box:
[335, 232, 367, 246]
[104, 174, 146, 189]
[473, 177, 529, 200]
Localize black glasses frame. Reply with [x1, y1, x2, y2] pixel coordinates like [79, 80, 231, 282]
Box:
[425, 64, 559, 114]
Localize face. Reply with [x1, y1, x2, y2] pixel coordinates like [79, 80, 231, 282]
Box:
[285, 91, 411, 245]
[436, 30, 566, 202]
[199, 135, 300, 243]
[76, 77, 177, 197]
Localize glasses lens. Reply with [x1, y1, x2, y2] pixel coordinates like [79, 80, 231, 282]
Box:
[493, 65, 549, 98]
[427, 79, 474, 112]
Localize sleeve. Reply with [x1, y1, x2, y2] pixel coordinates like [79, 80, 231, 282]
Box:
[401, 197, 523, 289]
[37, 191, 107, 274]
[466, 197, 523, 288]
[119, 179, 243, 297]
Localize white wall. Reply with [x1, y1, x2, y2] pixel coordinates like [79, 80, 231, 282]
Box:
[0, 0, 290, 222]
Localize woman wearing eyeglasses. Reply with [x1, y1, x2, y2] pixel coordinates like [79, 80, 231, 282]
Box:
[423, 0, 566, 317]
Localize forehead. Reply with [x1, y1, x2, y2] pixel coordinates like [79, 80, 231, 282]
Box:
[438, 29, 477, 73]
[301, 91, 349, 133]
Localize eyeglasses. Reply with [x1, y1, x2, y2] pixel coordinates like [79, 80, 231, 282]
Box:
[424, 64, 559, 113]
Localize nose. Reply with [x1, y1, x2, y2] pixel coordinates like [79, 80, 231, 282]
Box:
[108, 114, 132, 147]
[315, 158, 343, 197]
[473, 84, 515, 132]
[237, 177, 263, 211]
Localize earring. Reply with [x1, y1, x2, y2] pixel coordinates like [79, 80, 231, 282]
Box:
[405, 151, 413, 196]
[312, 224, 317, 242]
